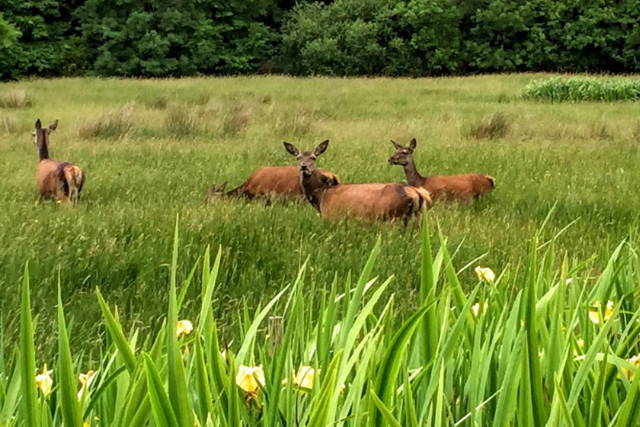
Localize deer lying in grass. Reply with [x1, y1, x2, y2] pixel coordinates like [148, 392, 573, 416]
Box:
[388, 138, 495, 202]
[207, 165, 340, 203]
[33, 119, 85, 203]
[284, 140, 432, 222]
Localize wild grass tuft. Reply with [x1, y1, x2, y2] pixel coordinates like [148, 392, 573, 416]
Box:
[220, 103, 252, 137]
[0, 90, 33, 109]
[523, 76, 640, 102]
[275, 107, 315, 137]
[164, 106, 201, 138]
[467, 112, 511, 140]
[586, 122, 613, 141]
[77, 102, 135, 139]
[0, 115, 18, 133]
[145, 96, 169, 110]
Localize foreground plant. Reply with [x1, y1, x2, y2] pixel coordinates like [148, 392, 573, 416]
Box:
[523, 76, 640, 102]
[1, 211, 640, 426]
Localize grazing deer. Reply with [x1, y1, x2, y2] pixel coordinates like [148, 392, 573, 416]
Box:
[33, 119, 85, 203]
[207, 165, 340, 203]
[284, 140, 432, 222]
[388, 138, 495, 202]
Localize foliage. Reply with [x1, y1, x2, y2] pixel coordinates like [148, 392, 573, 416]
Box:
[0, 0, 87, 80]
[279, 0, 462, 76]
[280, 0, 640, 76]
[2, 212, 640, 426]
[2, 0, 640, 78]
[76, 0, 278, 77]
[3, 75, 640, 361]
[523, 77, 640, 102]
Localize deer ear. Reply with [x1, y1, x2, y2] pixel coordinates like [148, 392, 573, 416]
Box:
[35, 119, 42, 130]
[283, 142, 299, 156]
[408, 138, 417, 151]
[314, 139, 329, 156]
[48, 120, 59, 132]
[390, 139, 402, 149]
[218, 182, 227, 192]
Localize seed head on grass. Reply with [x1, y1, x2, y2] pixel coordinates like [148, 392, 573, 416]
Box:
[164, 106, 200, 138]
[467, 112, 511, 140]
[220, 103, 252, 137]
[0, 90, 33, 109]
[78, 102, 135, 139]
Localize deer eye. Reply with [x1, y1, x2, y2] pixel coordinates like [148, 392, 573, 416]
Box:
[311, 155, 316, 160]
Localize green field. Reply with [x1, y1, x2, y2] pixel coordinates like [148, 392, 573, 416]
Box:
[1, 74, 639, 361]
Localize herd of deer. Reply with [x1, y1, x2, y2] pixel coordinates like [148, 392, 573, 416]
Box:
[32, 118, 495, 223]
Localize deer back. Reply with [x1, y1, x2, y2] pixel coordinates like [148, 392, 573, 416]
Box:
[423, 173, 494, 201]
[240, 165, 339, 199]
[319, 183, 425, 221]
[36, 159, 71, 199]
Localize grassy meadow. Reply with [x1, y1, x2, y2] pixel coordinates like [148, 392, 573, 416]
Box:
[1, 74, 640, 362]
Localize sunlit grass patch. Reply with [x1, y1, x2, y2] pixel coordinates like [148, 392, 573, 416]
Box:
[0, 89, 33, 109]
[523, 76, 640, 102]
[77, 102, 135, 139]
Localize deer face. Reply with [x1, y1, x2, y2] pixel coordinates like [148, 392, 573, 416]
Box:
[206, 182, 227, 200]
[388, 138, 417, 166]
[284, 140, 329, 177]
[33, 119, 58, 149]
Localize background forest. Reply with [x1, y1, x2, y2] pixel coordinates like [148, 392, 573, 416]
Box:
[1, 0, 640, 80]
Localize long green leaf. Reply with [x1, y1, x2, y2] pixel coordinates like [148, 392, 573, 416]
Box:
[370, 386, 402, 427]
[57, 281, 83, 427]
[143, 353, 179, 427]
[96, 288, 137, 373]
[372, 304, 430, 427]
[19, 262, 38, 426]
[167, 217, 193, 427]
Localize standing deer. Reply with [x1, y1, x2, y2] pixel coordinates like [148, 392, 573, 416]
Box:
[33, 119, 85, 203]
[284, 140, 432, 222]
[388, 138, 494, 202]
[207, 165, 340, 203]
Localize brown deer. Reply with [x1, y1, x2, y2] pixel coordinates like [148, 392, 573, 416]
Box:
[33, 119, 85, 203]
[284, 140, 432, 222]
[388, 138, 494, 202]
[207, 165, 340, 203]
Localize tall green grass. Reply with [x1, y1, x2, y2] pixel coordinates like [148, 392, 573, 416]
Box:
[2, 213, 640, 426]
[523, 76, 640, 102]
[2, 75, 640, 361]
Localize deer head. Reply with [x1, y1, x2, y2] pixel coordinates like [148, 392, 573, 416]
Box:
[283, 140, 329, 177]
[33, 119, 58, 160]
[33, 119, 58, 146]
[207, 182, 228, 200]
[387, 138, 417, 166]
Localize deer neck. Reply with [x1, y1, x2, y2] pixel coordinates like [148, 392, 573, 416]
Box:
[37, 142, 50, 161]
[402, 157, 424, 187]
[300, 169, 328, 212]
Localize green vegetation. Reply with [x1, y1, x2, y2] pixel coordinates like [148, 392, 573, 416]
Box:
[2, 0, 640, 79]
[2, 214, 640, 426]
[1, 74, 640, 363]
[523, 77, 640, 102]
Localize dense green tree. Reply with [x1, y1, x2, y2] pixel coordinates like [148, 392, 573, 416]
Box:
[0, 0, 86, 79]
[77, 0, 278, 76]
[1, 0, 640, 79]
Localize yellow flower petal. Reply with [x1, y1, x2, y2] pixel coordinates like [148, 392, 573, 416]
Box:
[292, 366, 315, 389]
[35, 364, 53, 396]
[589, 300, 614, 324]
[474, 266, 495, 283]
[236, 365, 265, 394]
[176, 320, 193, 337]
[471, 302, 488, 317]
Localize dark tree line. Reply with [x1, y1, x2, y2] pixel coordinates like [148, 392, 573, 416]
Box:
[1, 0, 639, 80]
